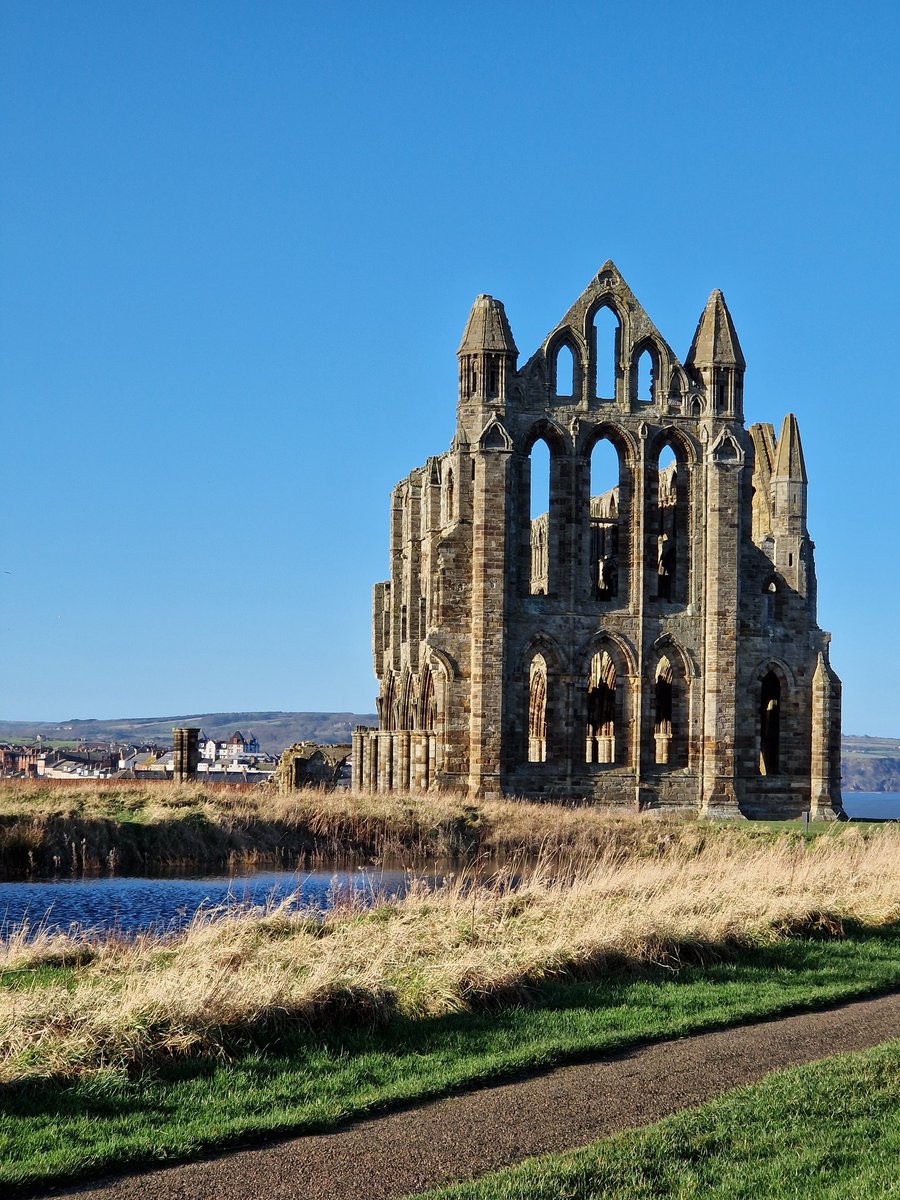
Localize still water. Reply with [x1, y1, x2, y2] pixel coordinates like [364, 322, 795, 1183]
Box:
[0, 868, 417, 939]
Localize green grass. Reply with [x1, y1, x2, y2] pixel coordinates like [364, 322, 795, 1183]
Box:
[3, 924, 900, 1194]
[413, 1038, 900, 1199]
[0, 965, 78, 991]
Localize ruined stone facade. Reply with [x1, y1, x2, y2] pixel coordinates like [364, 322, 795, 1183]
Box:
[273, 743, 351, 792]
[352, 263, 843, 818]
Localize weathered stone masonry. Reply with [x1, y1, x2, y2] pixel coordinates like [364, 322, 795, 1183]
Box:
[353, 263, 843, 818]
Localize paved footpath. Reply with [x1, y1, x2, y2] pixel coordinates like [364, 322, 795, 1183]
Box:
[33, 992, 900, 1200]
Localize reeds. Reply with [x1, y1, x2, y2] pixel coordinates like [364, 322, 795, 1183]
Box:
[0, 779, 723, 874]
[2, 826, 899, 1084]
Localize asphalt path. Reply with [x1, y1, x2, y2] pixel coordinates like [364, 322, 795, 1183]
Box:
[32, 991, 900, 1200]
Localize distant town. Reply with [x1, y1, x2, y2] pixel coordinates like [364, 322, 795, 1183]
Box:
[1, 729, 279, 783]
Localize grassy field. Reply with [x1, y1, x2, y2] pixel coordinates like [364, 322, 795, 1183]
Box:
[4, 821, 900, 1190]
[412, 1038, 900, 1199]
[3, 927, 900, 1193]
[5, 824, 900, 1080]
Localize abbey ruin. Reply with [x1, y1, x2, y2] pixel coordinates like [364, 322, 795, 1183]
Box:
[352, 263, 843, 818]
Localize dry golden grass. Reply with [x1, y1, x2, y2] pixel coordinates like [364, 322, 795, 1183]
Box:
[0, 778, 728, 872]
[3, 825, 900, 1084]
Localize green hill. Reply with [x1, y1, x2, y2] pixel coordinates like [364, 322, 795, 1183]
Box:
[0, 712, 377, 755]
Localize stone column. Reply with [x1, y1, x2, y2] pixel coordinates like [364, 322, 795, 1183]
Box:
[396, 730, 411, 793]
[701, 444, 743, 816]
[351, 727, 365, 793]
[172, 727, 199, 783]
[468, 440, 511, 798]
[810, 651, 844, 819]
[377, 731, 393, 792]
[411, 733, 427, 790]
[362, 735, 377, 794]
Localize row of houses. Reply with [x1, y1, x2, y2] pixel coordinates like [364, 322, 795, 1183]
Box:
[1, 732, 353, 788]
[1, 744, 120, 779]
[200, 730, 262, 763]
[0, 731, 272, 781]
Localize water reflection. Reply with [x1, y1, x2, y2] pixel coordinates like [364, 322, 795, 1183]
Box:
[0, 868, 417, 940]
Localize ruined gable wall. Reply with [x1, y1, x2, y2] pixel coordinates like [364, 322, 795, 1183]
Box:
[358, 264, 842, 818]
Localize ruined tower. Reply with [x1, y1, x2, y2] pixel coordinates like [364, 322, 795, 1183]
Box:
[352, 263, 843, 818]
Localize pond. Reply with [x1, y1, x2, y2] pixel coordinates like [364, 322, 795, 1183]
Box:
[0, 866, 423, 940]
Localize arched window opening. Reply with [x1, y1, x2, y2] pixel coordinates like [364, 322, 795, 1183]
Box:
[421, 669, 437, 732]
[690, 397, 702, 417]
[593, 306, 619, 399]
[488, 357, 499, 397]
[636, 349, 655, 404]
[555, 343, 575, 397]
[654, 658, 674, 764]
[586, 650, 616, 764]
[590, 439, 620, 599]
[401, 682, 417, 732]
[655, 446, 678, 601]
[759, 671, 781, 775]
[762, 578, 784, 627]
[528, 655, 547, 763]
[401, 604, 408, 643]
[445, 467, 455, 523]
[529, 438, 551, 595]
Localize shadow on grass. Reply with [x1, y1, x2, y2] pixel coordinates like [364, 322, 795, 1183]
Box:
[6, 921, 900, 1124]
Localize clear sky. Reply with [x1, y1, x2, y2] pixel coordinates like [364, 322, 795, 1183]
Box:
[1, 1, 898, 736]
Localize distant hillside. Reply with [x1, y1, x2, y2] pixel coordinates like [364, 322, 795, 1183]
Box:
[0, 712, 378, 755]
[841, 735, 900, 793]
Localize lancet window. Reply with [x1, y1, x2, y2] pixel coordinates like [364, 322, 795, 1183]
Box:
[586, 650, 617, 764]
[589, 438, 621, 601]
[592, 305, 619, 401]
[645, 649, 689, 771]
[527, 655, 548, 763]
[759, 671, 781, 775]
[636, 348, 655, 404]
[529, 437, 551, 595]
[421, 667, 437, 732]
[647, 438, 690, 606]
[554, 343, 575, 397]
[654, 658, 674, 764]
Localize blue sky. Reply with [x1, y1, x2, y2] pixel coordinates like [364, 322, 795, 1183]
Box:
[1, 1, 898, 736]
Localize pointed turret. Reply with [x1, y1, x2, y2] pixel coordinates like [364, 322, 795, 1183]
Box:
[749, 422, 777, 544]
[772, 412, 807, 483]
[686, 290, 745, 418]
[457, 294, 517, 356]
[771, 413, 811, 600]
[457, 294, 518, 422]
